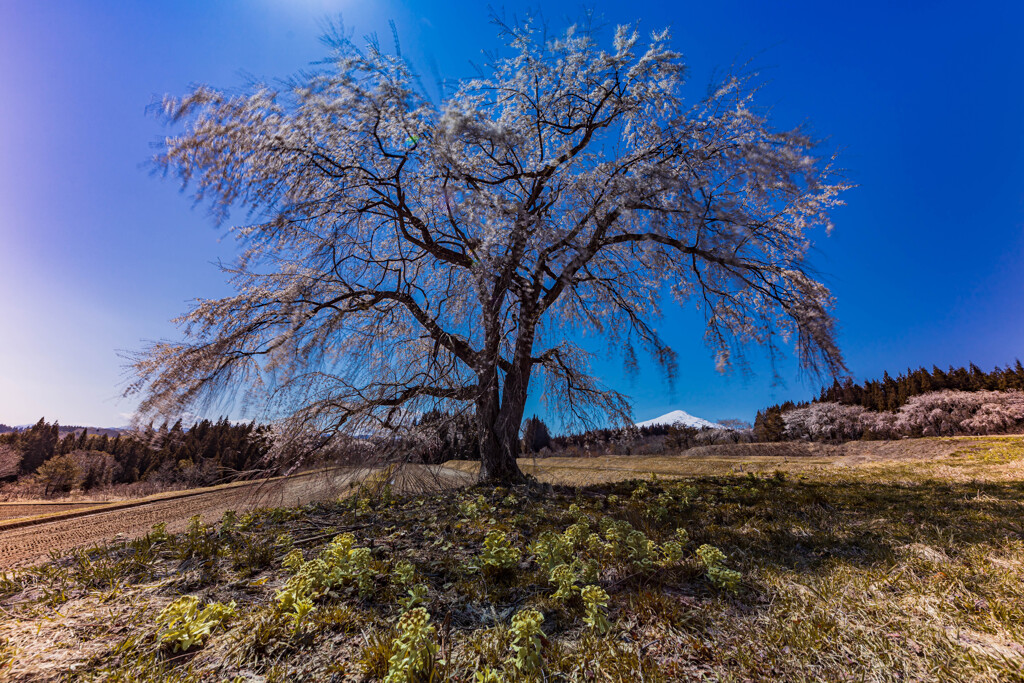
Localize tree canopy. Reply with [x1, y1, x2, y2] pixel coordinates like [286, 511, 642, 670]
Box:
[129, 18, 848, 483]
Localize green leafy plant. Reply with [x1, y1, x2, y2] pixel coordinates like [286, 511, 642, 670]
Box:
[150, 522, 169, 543]
[275, 532, 379, 619]
[282, 549, 305, 573]
[156, 596, 236, 652]
[393, 560, 416, 586]
[696, 544, 742, 592]
[576, 557, 601, 584]
[530, 531, 571, 574]
[625, 530, 657, 568]
[659, 540, 684, 566]
[660, 530, 689, 566]
[562, 521, 590, 550]
[580, 585, 612, 634]
[600, 519, 657, 569]
[696, 543, 726, 567]
[549, 564, 578, 601]
[478, 530, 521, 572]
[347, 547, 376, 596]
[460, 494, 493, 521]
[384, 607, 437, 683]
[508, 608, 545, 676]
[287, 597, 315, 634]
[399, 583, 429, 610]
[220, 509, 238, 533]
[475, 667, 504, 682]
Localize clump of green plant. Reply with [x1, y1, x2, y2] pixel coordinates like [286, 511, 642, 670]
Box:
[220, 509, 238, 533]
[669, 481, 698, 503]
[286, 597, 315, 634]
[392, 560, 416, 586]
[567, 503, 587, 522]
[275, 532, 379, 621]
[477, 530, 521, 573]
[549, 564, 578, 601]
[695, 544, 741, 592]
[149, 522, 169, 543]
[562, 521, 590, 550]
[530, 531, 571, 574]
[357, 497, 373, 516]
[580, 585, 611, 634]
[391, 559, 428, 608]
[475, 667, 504, 682]
[282, 548, 305, 573]
[156, 595, 236, 652]
[576, 557, 601, 584]
[346, 547, 376, 596]
[659, 528, 690, 566]
[509, 608, 545, 675]
[384, 607, 437, 683]
[600, 519, 656, 569]
[275, 531, 295, 552]
[400, 583, 429, 610]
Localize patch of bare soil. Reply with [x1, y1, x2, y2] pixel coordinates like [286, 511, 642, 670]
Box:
[0, 469, 358, 569]
[0, 465, 473, 570]
[0, 503, 108, 522]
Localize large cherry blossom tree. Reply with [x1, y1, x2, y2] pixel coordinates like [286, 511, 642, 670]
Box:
[128, 20, 848, 483]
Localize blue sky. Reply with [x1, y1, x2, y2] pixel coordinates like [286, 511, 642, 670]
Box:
[0, 0, 1021, 428]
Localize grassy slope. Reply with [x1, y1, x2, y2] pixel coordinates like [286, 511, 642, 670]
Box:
[1, 437, 1023, 682]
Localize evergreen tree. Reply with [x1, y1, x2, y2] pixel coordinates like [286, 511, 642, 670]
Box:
[19, 418, 59, 474]
[522, 416, 552, 453]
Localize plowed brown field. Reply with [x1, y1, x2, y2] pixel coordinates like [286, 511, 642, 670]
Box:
[1, 468, 356, 568]
[0, 465, 474, 569]
[0, 502, 108, 521]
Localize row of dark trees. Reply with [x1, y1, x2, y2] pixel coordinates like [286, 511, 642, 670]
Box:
[754, 361, 1024, 442]
[0, 417, 271, 488]
[818, 362, 1024, 411]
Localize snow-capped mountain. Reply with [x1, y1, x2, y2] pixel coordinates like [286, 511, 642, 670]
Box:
[634, 410, 724, 430]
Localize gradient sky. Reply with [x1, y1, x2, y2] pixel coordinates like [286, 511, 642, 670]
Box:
[1, 0, 1021, 429]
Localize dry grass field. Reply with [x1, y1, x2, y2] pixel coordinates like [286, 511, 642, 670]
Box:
[443, 436, 1024, 484]
[1, 436, 1023, 681]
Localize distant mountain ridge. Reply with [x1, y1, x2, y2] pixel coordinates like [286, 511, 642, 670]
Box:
[634, 410, 725, 430]
[1, 423, 125, 437]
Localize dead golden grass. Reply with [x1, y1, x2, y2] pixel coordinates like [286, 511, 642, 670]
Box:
[443, 436, 1023, 485]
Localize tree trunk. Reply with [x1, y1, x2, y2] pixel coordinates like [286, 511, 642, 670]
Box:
[476, 317, 538, 485]
[477, 387, 527, 484]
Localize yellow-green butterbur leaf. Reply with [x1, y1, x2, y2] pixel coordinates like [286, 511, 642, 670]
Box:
[384, 607, 437, 683]
[580, 585, 611, 634]
[509, 608, 545, 675]
[156, 596, 236, 653]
